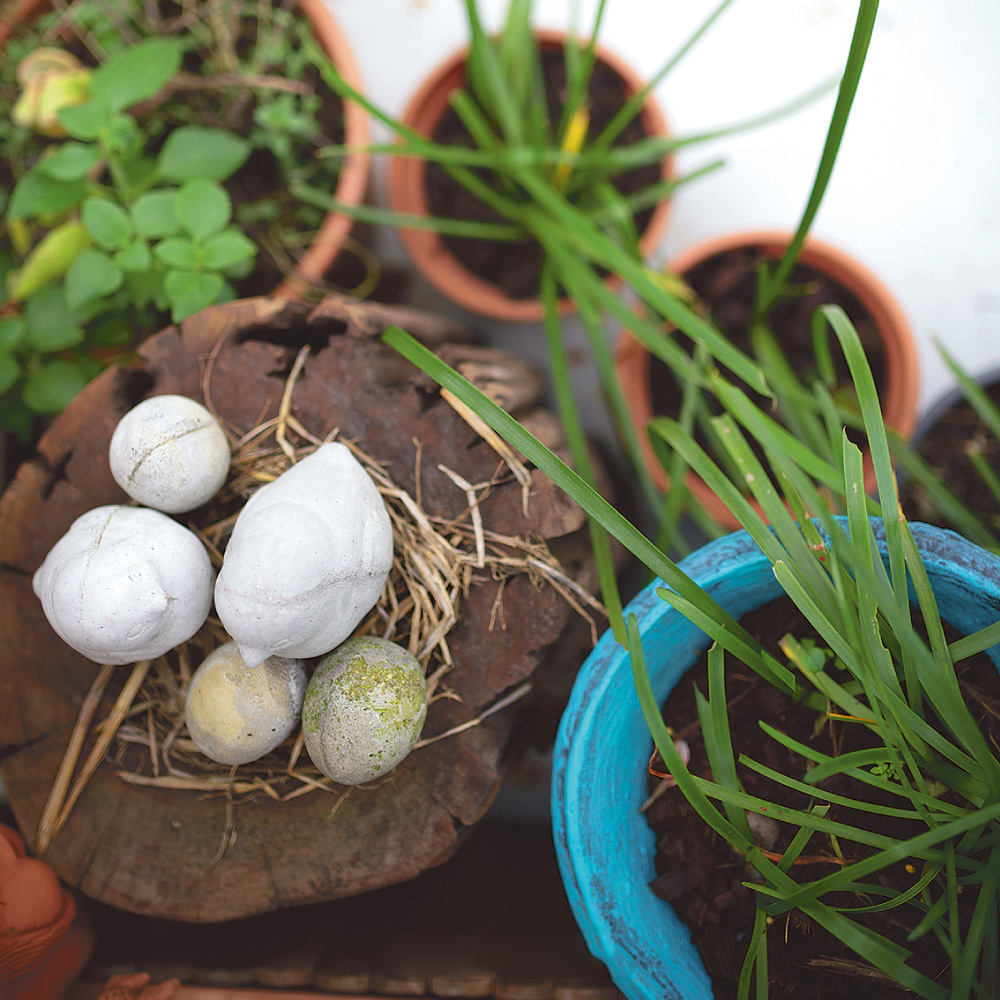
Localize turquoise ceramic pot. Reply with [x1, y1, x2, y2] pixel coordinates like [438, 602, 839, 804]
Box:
[551, 518, 1000, 1000]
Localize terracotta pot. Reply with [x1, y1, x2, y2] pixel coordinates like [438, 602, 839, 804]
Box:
[0, 823, 81, 1000]
[551, 518, 1000, 1000]
[615, 230, 920, 529]
[0, 0, 369, 298]
[388, 30, 672, 322]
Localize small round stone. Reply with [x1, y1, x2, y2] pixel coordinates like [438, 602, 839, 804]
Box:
[109, 394, 230, 514]
[302, 636, 427, 786]
[185, 641, 307, 766]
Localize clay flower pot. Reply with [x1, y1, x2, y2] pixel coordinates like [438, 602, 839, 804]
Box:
[0, 822, 81, 1000]
[551, 519, 1000, 1000]
[388, 30, 672, 322]
[616, 230, 920, 529]
[272, 0, 369, 299]
[0, 0, 369, 298]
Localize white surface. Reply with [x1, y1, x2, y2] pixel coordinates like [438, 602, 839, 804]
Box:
[328, 0, 1000, 420]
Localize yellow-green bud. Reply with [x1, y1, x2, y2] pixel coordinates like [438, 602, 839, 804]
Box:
[6, 221, 91, 302]
[13, 49, 91, 137]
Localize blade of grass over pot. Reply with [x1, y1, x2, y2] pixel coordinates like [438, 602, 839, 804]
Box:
[382, 326, 789, 687]
[541, 266, 625, 641]
[384, 302, 1000, 995]
[652, 343, 706, 556]
[938, 339, 1000, 444]
[889, 438, 998, 551]
[591, 0, 738, 154]
[757, 0, 880, 315]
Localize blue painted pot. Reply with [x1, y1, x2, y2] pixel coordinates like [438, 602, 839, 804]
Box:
[551, 519, 1000, 1000]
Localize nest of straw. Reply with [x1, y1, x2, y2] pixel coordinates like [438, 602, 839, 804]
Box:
[38, 346, 601, 853]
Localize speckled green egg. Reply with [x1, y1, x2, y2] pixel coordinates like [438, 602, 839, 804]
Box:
[302, 636, 428, 785]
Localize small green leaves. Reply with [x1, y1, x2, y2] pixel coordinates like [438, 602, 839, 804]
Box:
[65, 249, 124, 309]
[7, 168, 87, 220]
[22, 358, 95, 413]
[36, 142, 101, 181]
[24, 286, 85, 351]
[201, 231, 255, 270]
[131, 191, 180, 239]
[82, 197, 133, 251]
[164, 270, 224, 323]
[153, 238, 199, 270]
[89, 38, 182, 114]
[157, 126, 251, 182]
[0, 354, 19, 395]
[57, 100, 111, 141]
[173, 179, 231, 241]
[0, 318, 27, 352]
[113, 240, 152, 273]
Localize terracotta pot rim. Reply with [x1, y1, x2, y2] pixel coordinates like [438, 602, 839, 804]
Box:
[615, 229, 920, 529]
[268, 0, 370, 298]
[0, 889, 75, 979]
[388, 29, 672, 323]
[0, 0, 368, 299]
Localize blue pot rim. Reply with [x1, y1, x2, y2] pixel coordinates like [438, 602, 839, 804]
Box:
[551, 517, 1000, 1000]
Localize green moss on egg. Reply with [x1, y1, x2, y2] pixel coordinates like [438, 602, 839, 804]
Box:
[302, 636, 428, 785]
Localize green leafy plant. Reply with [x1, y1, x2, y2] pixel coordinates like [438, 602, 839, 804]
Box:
[0, 0, 348, 438]
[381, 302, 1000, 997]
[315, 0, 884, 567]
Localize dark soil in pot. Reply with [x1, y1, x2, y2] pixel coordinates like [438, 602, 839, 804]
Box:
[899, 380, 1000, 534]
[649, 246, 888, 464]
[644, 594, 1000, 1000]
[424, 48, 661, 301]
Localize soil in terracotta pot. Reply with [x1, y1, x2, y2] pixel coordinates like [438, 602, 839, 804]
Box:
[644, 594, 1000, 999]
[898, 381, 1000, 534]
[648, 246, 888, 473]
[424, 49, 661, 301]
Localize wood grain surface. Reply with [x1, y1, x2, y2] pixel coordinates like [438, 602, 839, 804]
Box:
[0, 295, 596, 922]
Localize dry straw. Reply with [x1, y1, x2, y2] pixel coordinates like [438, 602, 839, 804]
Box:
[38, 346, 602, 853]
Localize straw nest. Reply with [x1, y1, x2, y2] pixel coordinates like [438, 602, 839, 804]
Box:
[37, 345, 602, 854]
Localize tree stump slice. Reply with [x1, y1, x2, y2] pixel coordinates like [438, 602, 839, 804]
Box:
[0, 295, 595, 922]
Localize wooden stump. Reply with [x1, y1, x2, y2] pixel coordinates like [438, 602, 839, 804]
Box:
[0, 295, 595, 922]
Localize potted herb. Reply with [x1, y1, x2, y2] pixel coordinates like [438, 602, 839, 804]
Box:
[896, 351, 1000, 549]
[384, 24, 672, 323]
[322, 0, 889, 564]
[0, 0, 368, 450]
[616, 229, 920, 531]
[388, 296, 1000, 997]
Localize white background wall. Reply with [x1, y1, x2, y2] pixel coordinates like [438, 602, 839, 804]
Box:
[327, 0, 1000, 427]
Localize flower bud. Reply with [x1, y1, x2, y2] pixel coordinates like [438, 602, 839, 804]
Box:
[13, 49, 91, 137]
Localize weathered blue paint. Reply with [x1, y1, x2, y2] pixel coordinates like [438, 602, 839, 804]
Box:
[551, 518, 1000, 1000]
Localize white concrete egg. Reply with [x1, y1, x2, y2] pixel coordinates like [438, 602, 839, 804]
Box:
[185, 641, 307, 766]
[302, 636, 427, 786]
[214, 443, 394, 668]
[32, 505, 214, 665]
[109, 394, 230, 514]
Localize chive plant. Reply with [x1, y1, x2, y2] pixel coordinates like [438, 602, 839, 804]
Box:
[382, 309, 1000, 999]
[890, 342, 1000, 553]
[306, 0, 882, 531]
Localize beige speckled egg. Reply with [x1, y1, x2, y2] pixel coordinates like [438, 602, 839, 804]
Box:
[302, 636, 427, 786]
[109, 394, 230, 513]
[185, 641, 307, 766]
